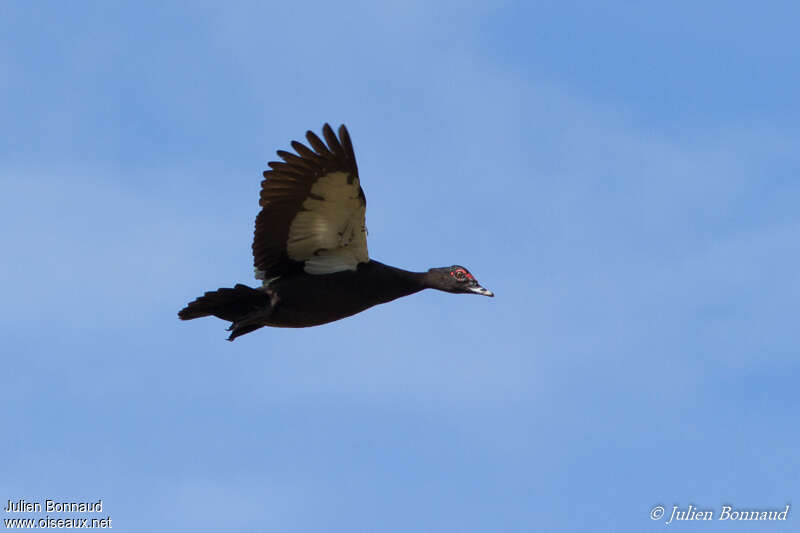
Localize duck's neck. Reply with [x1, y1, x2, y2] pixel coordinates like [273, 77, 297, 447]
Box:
[364, 261, 428, 302]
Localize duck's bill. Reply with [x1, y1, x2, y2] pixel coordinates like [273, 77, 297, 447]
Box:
[468, 285, 494, 297]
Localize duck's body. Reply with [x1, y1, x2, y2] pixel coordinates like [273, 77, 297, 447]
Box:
[179, 124, 492, 340]
[263, 261, 426, 327]
[182, 261, 426, 337]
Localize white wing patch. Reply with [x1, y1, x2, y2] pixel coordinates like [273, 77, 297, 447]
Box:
[286, 171, 369, 274]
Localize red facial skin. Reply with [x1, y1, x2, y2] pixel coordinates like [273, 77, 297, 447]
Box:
[449, 268, 474, 281]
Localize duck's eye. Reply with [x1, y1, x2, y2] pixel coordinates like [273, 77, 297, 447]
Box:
[452, 269, 467, 281]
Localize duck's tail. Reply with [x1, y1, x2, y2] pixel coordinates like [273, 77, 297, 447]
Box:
[178, 284, 271, 340]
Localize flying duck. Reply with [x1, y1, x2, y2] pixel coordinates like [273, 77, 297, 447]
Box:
[179, 124, 493, 340]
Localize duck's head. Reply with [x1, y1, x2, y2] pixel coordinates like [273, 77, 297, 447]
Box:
[426, 265, 494, 297]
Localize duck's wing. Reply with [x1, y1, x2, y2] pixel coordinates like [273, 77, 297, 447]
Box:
[252, 124, 369, 281]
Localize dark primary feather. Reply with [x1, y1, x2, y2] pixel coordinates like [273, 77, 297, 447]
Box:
[305, 130, 332, 158]
[322, 123, 345, 156]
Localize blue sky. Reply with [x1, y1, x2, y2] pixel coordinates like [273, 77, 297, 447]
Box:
[2, 2, 798, 532]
